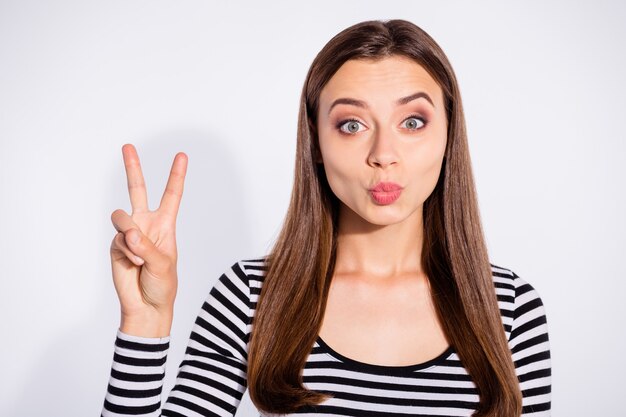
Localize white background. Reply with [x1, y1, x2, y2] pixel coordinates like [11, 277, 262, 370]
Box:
[1, 1, 625, 416]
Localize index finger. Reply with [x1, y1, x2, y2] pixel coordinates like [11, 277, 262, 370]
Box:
[122, 144, 150, 213]
[158, 151, 188, 218]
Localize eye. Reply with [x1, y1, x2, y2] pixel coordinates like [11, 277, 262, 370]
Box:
[337, 119, 366, 135]
[402, 115, 426, 130]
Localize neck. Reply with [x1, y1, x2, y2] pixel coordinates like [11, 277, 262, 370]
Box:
[334, 203, 425, 279]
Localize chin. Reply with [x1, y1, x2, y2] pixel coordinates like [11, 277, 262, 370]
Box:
[339, 201, 417, 228]
[360, 208, 410, 227]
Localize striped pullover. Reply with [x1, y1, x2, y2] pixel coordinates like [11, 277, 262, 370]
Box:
[102, 258, 552, 416]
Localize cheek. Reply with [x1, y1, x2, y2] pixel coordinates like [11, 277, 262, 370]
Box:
[322, 153, 352, 195]
[319, 143, 361, 200]
[418, 139, 446, 192]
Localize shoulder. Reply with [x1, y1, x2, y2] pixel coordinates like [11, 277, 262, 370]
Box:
[214, 257, 267, 287]
[211, 257, 268, 310]
[235, 257, 267, 304]
[489, 263, 549, 343]
[237, 257, 268, 280]
[196, 257, 268, 343]
[489, 263, 547, 312]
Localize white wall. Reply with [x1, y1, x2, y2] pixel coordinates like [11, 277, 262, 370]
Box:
[1, 1, 624, 415]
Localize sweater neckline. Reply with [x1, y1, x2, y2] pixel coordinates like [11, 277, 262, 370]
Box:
[315, 336, 455, 375]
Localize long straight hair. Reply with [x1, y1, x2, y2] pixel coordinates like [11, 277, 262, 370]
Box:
[247, 19, 522, 416]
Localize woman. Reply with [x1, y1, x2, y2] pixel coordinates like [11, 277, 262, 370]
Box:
[102, 19, 551, 417]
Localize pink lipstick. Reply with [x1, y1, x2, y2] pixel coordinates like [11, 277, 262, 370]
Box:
[369, 182, 403, 205]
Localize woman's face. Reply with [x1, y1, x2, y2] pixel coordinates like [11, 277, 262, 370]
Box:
[317, 55, 448, 227]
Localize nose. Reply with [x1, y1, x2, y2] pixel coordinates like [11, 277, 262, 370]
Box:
[367, 128, 399, 169]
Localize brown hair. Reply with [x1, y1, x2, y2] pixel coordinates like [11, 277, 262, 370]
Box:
[247, 19, 522, 416]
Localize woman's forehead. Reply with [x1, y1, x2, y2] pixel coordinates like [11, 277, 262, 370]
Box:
[319, 55, 444, 112]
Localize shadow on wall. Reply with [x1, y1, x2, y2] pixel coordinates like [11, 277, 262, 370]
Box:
[4, 129, 256, 416]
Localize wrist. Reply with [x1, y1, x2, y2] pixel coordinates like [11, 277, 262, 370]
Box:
[120, 307, 173, 338]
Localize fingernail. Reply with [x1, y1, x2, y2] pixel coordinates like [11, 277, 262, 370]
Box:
[130, 232, 140, 245]
[135, 256, 144, 264]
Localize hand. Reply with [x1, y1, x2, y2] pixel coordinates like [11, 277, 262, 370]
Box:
[109, 144, 188, 337]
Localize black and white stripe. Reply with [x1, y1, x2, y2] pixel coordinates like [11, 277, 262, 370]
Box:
[102, 259, 551, 416]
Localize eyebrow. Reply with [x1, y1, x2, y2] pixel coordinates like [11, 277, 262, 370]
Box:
[327, 91, 435, 116]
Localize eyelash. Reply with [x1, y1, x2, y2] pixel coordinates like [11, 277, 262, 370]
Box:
[335, 114, 427, 135]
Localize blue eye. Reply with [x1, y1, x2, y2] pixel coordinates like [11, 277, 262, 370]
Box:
[336, 115, 426, 135]
[403, 116, 425, 130]
[338, 119, 364, 134]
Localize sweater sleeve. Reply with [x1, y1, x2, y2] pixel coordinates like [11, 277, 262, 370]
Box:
[508, 272, 552, 416]
[102, 261, 252, 417]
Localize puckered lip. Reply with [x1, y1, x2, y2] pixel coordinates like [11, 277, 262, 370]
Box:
[368, 181, 403, 192]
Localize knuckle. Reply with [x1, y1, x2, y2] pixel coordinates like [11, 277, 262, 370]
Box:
[164, 187, 182, 198]
[128, 179, 146, 189]
[126, 229, 141, 246]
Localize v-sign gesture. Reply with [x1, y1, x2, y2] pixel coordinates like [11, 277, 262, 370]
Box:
[110, 144, 188, 337]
